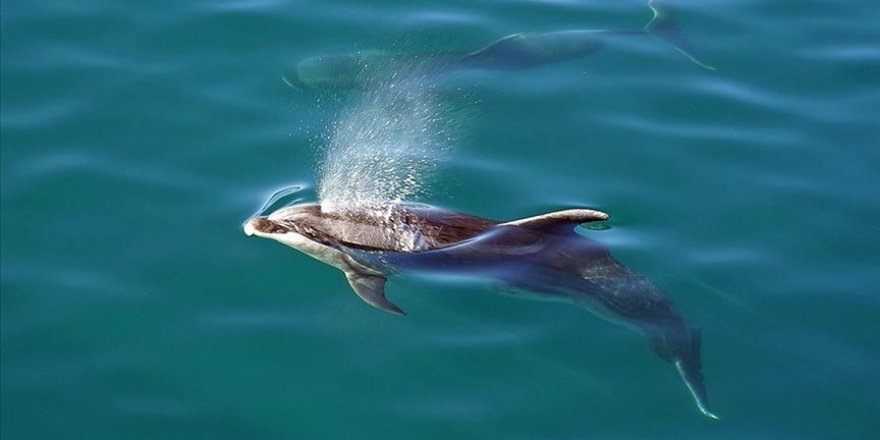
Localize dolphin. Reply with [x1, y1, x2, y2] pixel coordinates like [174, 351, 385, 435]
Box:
[243, 201, 719, 419]
[283, 0, 714, 90]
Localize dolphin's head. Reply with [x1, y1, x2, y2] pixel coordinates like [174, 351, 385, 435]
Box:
[282, 54, 364, 91]
[244, 203, 346, 267]
[244, 203, 323, 243]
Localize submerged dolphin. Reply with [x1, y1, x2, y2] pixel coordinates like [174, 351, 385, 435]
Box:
[244, 202, 719, 419]
[284, 0, 714, 90]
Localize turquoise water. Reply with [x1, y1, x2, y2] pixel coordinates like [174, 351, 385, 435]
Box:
[2, 0, 879, 438]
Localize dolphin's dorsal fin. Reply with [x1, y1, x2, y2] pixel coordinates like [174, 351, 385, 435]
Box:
[645, 0, 716, 70]
[500, 209, 610, 233]
[345, 272, 406, 316]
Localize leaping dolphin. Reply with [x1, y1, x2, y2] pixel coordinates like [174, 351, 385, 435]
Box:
[244, 202, 719, 419]
[283, 0, 714, 90]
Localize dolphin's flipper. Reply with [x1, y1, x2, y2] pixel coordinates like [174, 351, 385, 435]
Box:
[500, 209, 610, 234]
[673, 328, 720, 419]
[645, 0, 715, 70]
[345, 272, 406, 316]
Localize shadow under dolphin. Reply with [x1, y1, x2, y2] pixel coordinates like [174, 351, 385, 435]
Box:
[244, 202, 719, 419]
[284, 0, 714, 91]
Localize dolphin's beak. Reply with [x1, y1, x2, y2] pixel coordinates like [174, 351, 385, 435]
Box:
[244, 217, 289, 237]
[244, 218, 257, 236]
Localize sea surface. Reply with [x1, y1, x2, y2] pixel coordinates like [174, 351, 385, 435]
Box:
[2, 0, 878, 439]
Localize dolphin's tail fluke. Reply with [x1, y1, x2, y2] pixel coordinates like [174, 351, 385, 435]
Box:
[646, 324, 718, 419]
[644, 0, 715, 70]
[673, 328, 720, 420]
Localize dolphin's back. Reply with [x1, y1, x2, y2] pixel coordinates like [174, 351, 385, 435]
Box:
[463, 31, 606, 69]
[293, 203, 498, 253]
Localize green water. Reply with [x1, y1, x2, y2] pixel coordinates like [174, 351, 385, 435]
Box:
[2, 0, 878, 438]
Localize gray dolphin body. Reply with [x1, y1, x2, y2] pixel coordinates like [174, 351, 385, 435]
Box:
[284, 0, 713, 90]
[244, 202, 718, 419]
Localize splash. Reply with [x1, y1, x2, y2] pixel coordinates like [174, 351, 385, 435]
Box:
[316, 76, 456, 215]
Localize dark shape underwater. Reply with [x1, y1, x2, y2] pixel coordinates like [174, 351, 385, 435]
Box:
[283, 0, 715, 91]
[244, 201, 719, 419]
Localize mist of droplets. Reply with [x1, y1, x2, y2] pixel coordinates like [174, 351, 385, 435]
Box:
[316, 78, 455, 215]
